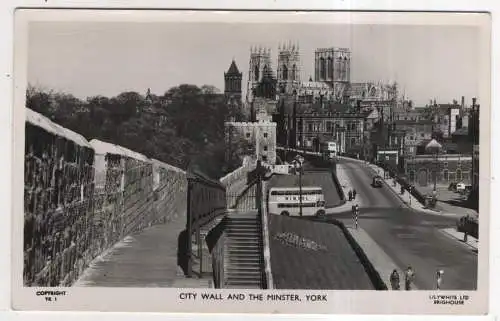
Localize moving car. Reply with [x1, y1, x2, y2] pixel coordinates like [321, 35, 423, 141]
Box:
[372, 175, 383, 188]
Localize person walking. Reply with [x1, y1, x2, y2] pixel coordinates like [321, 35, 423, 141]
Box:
[390, 269, 400, 290]
[404, 266, 415, 290]
[348, 189, 353, 201]
[352, 189, 357, 200]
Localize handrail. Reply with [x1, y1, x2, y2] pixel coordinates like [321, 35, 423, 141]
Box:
[260, 181, 274, 289]
[186, 170, 227, 278]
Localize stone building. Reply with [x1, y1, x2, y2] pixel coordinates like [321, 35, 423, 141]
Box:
[224, 60, 243, 107]
[394, 119, 435, 156]
[432, 103, 462, 138]
[404, 154, 472, 187]
[245, 43, 353, 106]
[346, 81, 399, 121]
[225, 121, 277, 164]
[294, 106, 365, 155]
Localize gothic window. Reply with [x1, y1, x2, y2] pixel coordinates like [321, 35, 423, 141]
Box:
[254, 65, 259, 81]
[283, 65, 288, 80]
[291, 64, 297, 81]
[320, 57, 326, 79]
[351, 137, 356, 146]
[263, 146, 268, 151]
[246, 132, 251, 138]
[263, 132, 268, 138]
[327, 57, 333, 79]
[263, 65, 268, 77]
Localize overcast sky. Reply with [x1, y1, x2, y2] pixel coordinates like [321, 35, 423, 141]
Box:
[28, 21, 481, 106]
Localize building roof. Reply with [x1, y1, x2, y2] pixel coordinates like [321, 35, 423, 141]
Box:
[226, 60, 241, 75]
[425, 139, 443, 150]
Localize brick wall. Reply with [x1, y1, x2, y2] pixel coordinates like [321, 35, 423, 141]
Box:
[404, 154, 473, 186]
[24, 109, 187, 286]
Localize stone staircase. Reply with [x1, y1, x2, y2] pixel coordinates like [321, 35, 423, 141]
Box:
[224, 211, 264, 289]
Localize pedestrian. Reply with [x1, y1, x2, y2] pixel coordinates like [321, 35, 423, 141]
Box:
[348, 189, 353, 201]
[436, 269, 444, 290]
[390, 269, 400, 290]
[404, 266, 415, 290]
[353, 189, 357, 200]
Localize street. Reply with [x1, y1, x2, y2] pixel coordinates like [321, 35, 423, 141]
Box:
[332, 158, 478, 290]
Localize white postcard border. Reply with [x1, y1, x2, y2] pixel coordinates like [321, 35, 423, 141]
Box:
[10, 9, 492, 315]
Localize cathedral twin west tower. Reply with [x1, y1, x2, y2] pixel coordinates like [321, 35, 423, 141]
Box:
[224, 42, 352, 107]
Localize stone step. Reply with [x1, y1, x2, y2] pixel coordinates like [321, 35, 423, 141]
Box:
[226, 256, 262, 262]
[226, 274, 262, 280]
[226, 238, 261, 243]
[226, 230, 260, 235]
[224, 284, 262, 289]
[227, 244, 260, 249]
[226, 264, 261, 270]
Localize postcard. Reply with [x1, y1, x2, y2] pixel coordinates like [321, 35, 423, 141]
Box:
[11, 9, 491, 314]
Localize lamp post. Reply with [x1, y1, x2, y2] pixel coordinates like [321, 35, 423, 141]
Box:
[294, 155, 304, 217]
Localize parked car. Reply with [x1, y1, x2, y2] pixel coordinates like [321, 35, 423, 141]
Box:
[372, 175, 383, 188]
[456, 182, 466, 192]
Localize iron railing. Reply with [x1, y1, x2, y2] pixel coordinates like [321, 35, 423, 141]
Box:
[185, 171, 227, 278]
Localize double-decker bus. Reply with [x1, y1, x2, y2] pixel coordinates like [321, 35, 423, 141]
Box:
[321, 141, 338, 160]
[267, 186, 326, 217]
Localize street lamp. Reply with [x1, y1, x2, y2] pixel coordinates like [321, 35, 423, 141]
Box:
[294, 155, 304, 217]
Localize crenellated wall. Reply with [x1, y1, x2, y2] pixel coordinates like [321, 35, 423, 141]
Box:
[23, 108, 187, 287]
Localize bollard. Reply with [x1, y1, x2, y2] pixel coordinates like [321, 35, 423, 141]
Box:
[436, 269, 444, 290]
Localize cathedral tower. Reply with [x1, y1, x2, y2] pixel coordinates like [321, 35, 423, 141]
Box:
[246, 46, 274, 103]
[224, 59, 243, 105]
[315, 47, 351, 102]
[277, 41, 301, 95]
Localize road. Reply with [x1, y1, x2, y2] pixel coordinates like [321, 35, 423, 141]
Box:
[332, 158, 477, 290]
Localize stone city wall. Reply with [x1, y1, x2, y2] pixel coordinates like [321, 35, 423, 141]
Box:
[24, 109, 187, 286]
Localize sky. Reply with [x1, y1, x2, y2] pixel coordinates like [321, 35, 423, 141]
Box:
[27, 21, 481, 107]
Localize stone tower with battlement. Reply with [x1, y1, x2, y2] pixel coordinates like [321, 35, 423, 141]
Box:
[246, 46, 274, 103]
[315, 47, 351, 102]
[277, 41, 301, 95]
[224, 59, 243, 106]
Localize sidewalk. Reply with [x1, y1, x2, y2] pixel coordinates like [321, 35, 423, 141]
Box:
[346, 226, 418, 290]
[440, 227, 478, 251]
[338, 157, 462, 217]
[75, 216, 213, 288]
[416, 185, 479, 218]
[328, 163, 366, 214]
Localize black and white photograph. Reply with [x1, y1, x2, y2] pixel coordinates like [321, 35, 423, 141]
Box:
[11, 9, 491, 314]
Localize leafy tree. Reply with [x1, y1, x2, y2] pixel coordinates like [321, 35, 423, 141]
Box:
[25, 83, 241, 179]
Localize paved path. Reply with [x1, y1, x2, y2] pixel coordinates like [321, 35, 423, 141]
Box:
[331, 159, 478, 290]
[440, 227, 478, 251]
[75, 216, 213, 288]
[267, 214, 375, 290]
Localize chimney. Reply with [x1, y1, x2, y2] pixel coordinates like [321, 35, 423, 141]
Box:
[461, 96, 465, 108]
